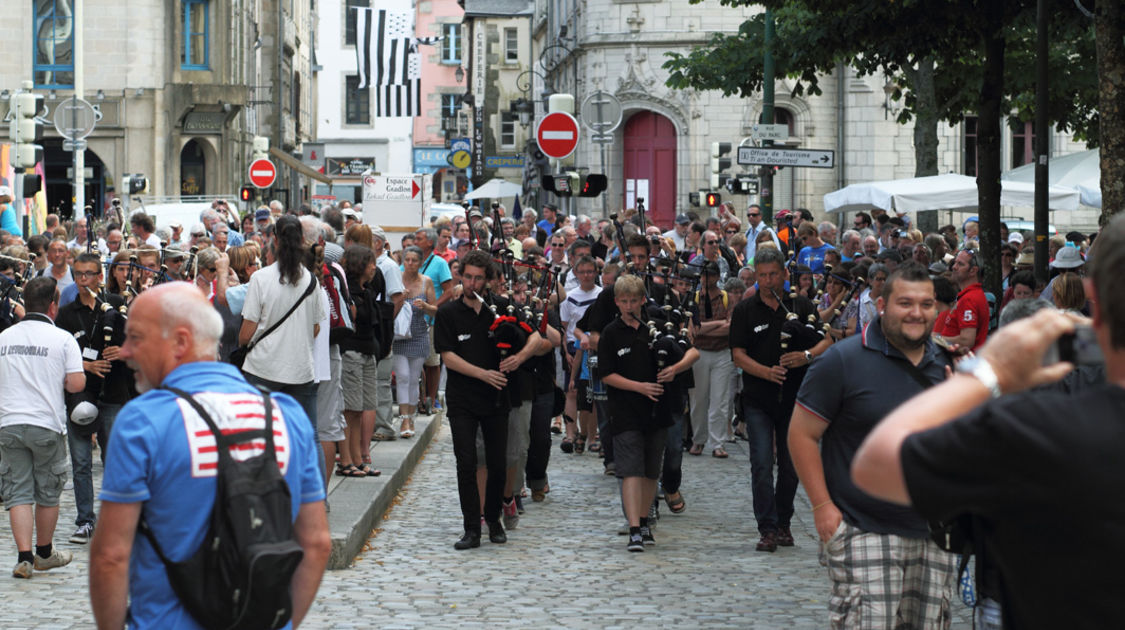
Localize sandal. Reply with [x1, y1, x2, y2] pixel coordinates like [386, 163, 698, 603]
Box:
[359, 462, 382, 477]
[712, 448, 729, 459]
[688, 444, 704, 456]
[588, 440, 600, 453]
[560, 436, 574, 454]
[575, 434, 586, 455]
[665, 491, 687, 514]
[336, 464, 366, 478]
[399, 416, 415, 439]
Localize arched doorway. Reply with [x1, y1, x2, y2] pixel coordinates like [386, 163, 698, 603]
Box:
[623, 111, 677, 227]
[180, 139, 206, 196]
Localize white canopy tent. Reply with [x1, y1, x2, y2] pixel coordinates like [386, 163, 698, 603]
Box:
[823, 173, 1081, 214]
[463, 178, 523, 201]
[1001, 149, 1101, 208]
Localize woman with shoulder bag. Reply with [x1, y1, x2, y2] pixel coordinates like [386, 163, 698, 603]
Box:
[391, 246, 436, 438]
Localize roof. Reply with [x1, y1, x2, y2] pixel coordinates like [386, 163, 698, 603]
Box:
[462, 0, 534, 17]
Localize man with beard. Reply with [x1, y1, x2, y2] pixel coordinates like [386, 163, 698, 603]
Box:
[937, 248, 989, 353]
[789, 263, 957, 628]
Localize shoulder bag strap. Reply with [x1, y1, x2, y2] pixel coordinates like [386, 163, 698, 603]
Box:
[246, 274, 317, 351]
[890, 355, 936, 390]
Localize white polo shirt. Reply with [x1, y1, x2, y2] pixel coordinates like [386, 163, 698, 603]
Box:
[0, 316, 83, 433]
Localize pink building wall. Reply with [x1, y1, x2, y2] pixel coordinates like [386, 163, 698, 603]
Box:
[414, 0, 465, 148]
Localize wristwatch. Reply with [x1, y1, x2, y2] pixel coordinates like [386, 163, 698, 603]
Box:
[956, 355, 1002, 398]
[804, 350, 814, 364]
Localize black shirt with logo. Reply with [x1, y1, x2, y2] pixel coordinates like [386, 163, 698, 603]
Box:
[729, 291, 821, 414]
[434, 295, 517, 417]
[597, 316, 677, 436]
[56, 293, 133, 404]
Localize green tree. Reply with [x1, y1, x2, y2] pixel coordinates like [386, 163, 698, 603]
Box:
[663, 0, 1099, 294]
[1096, 0, 1125, 223]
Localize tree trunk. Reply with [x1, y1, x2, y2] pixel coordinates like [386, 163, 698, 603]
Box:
[909, 57, 940, 177]
[909, 57, 940, 233]
[976, 6, 1005, 297]
[1096, 0, 1125, 225]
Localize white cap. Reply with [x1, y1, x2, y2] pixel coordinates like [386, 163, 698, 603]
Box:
[0, 185, 11, 198]
[70, 400, 99, 425]
[1008, 232, 1024, 244]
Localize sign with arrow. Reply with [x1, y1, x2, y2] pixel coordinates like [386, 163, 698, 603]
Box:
[737, 147, 835, 169]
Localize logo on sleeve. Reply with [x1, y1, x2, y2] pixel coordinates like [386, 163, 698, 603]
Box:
[963, 310, 975, 323]
[617, 347, 631, 357]
[754, 324, 769, 333]
[457, 333, 471, 341]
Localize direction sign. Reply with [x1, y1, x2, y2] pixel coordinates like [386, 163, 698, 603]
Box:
[248, 158, 277, 188]
[53, 97, 97, 140]
[737, 146, 835, 169]
[536, 112, 580, 159]
[749, 123, 789, 141]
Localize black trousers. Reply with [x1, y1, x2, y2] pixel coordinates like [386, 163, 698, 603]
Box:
[449, 410, 508, 532]
[524, 390, 554, 491]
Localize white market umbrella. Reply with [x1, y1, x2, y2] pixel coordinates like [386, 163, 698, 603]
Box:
[1002, 149, 1101, 208]
[823, 173, 1080, 214]
[463, 178, 523, 201]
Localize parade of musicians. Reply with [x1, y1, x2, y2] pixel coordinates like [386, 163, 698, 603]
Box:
[2, 0, 1125, 629]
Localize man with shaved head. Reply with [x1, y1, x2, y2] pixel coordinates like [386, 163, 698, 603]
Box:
[89, 283, 330, 628]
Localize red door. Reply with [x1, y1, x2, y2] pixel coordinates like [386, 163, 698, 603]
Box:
[623, 111, 677, 227]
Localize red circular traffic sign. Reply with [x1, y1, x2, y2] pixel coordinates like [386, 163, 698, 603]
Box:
[248, 158, 277, 188]
[536, 112, 581, 159]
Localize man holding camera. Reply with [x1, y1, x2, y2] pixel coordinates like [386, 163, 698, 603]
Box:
[853, 215, 1125, 628]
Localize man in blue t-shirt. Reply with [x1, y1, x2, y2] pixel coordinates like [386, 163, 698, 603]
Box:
[537, 203, 559, 237]
[796, 222, 836, 276]
[89, 283, 330, 630]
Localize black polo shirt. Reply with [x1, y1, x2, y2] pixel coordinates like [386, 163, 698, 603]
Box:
[597, 316, 675, 435]
[56, 293, 132, 404]
[728, 291, 820, 413]
[434, 295, 511, 417]
[578, 280, 668, 338]
[796, 316, 951, 538]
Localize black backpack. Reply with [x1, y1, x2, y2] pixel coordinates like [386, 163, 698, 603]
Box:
[368, 267, 393, 361]
[139, 386, 305, 630]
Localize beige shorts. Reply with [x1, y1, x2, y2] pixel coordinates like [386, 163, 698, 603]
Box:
[0, 425, 69, 508]
[341, 350, 378, 411]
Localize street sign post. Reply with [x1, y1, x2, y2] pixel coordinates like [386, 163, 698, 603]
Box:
[536, 112, 580, 159]
[248, 158, 277, 188]
[53, 98, 96, 140]
[737, 146, 835, 168]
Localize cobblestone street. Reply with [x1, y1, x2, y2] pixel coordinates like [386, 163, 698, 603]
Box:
[2, 422, 972, 629]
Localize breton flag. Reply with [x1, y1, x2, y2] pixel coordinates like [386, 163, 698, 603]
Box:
[354, 8, 441, 117]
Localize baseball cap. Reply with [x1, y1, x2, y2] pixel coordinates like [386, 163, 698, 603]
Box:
[0, 185, 13, 198]
[370, 227, 386, 242]
[1008, 232, 1024, 244]
[675, 214, 691, 226]
[169, 221, 182, 230]
[775, 209, 792, 220]
[254, 208, 271, 221]
[341, 208, 358, 219]
[70, 400, 99, 425]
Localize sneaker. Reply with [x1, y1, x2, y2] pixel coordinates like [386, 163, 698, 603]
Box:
[648, 500, 660, 525]
[33, 549, 73, 571]
[514, 495, 525, 514]
[12, 560, 32, 579]
[531, 488, 546, 502]
[640, 524, 656, 546]
[755, 532, 778, 553]
[69, 523, 94, 545]
[604, 462, 616, 476]
[627, 533, 645, 552]
[502, 499, 520, 530]
[618, 522, 631, 535]
[776, 527, 795, 547]
[431, 399, 443, 412]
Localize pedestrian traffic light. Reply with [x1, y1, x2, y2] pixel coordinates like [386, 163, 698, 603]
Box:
[578, 174, 607, 197]
[240, 185, 254, 202]
[706, 192, 722, 207]
[12, 89, 45, 169]
[689, 192, 701, 207]
[710, 142, 732, 190]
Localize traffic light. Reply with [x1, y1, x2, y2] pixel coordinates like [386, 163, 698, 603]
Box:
[705, 192, 722, 207]
[542, 171, 580, 196]
[725, 177, 743, 195]
[710, 142, 732, 190]
[240, 186, 254, 202]
[689, 192, 701, 207]
[578, 174, 607, 197]
[11, 88, 45, 169]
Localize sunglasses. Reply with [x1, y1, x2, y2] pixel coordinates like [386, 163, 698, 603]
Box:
[724, 229, 738, 234]
[205, 266, 217, 273]
[74, 270, 99, 279]
[748, 213, 761, 217]
[705, 240, 720, 245]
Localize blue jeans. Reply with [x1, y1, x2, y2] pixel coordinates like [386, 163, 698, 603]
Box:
[661, 393, 687, 495]
[743, 400, 798, 535]
[69, 402, 121, 527]
[243, 374, 318, 430]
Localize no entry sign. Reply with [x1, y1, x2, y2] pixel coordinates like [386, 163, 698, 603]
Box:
[536, 112, 580, 159]
[249, 158, 277, 188]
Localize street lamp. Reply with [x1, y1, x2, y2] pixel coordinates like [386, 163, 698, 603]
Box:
[512, 98, 532, 128]
[455, 65, 464, 83]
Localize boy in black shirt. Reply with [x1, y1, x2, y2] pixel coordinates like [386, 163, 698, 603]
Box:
[434, 250, 541, 550]
[598, 275, 698, 552]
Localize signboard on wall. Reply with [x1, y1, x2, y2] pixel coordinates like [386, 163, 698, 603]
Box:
[326, 157, 377, 177]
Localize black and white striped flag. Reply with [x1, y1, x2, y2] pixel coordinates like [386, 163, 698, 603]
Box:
[355, 8, 442, 117]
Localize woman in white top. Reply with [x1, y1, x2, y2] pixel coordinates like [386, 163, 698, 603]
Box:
[239, 215, 326, 424]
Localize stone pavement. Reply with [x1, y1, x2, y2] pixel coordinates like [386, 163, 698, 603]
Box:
[1, 422, 973, 629]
